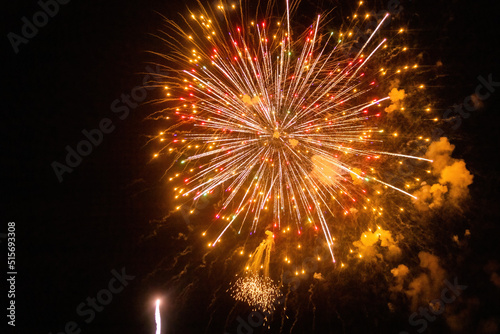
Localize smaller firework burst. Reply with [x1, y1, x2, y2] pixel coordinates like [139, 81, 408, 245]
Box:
[230, 273, 282, 314]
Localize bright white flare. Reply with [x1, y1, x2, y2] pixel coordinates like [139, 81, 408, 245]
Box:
[155, 299, 161, 334]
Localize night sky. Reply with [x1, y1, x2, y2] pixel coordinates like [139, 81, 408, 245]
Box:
[3, 0, 500, 333]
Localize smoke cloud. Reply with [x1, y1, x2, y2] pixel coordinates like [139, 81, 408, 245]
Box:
[391, 264, 410, 292]
[353, 227, 402, 262]
[413, 137, 473, 210]
[310, 155, 343, 185]
[242, 94, 260, 105]
[384, 88, 406, 113]
[404, 252, 447, 311]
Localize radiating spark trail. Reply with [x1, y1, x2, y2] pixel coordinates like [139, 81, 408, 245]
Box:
[156, 1, 431, 262]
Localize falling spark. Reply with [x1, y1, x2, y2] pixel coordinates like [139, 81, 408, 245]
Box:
[230, 273, 282, 314]
[246, 231, 274, 277]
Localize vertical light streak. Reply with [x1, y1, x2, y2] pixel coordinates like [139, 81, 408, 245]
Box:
[155, 299, 161, 334]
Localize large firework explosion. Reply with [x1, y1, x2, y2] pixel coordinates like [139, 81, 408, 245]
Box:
[150, 0, 432, 269]
[141, 1, 482, 332]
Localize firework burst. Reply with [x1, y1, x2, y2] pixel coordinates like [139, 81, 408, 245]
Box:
[152, 0, 432, 262]
[230, 273, 282, 314]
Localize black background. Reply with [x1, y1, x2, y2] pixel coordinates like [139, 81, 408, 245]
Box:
[2, 0, 500, 333]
